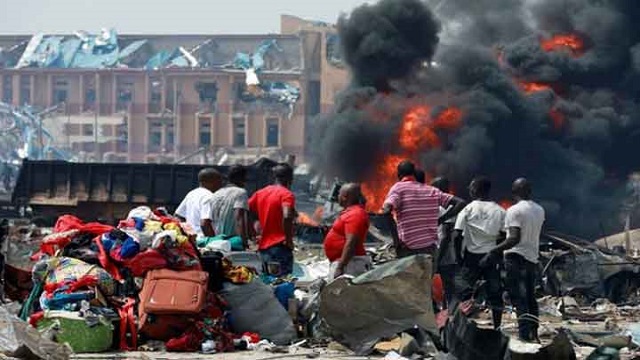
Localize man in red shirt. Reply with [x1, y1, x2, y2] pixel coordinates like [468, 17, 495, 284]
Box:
[324, 183, 371, 280]
[248, 164, 296, 276]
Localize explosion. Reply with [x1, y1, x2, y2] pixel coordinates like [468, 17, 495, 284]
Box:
[362, 106, 462, 211]
[540, 34, 585, 57]
[313, 0, 640, 237]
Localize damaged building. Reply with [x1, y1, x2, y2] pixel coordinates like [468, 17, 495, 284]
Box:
[0, 15, 348, 165]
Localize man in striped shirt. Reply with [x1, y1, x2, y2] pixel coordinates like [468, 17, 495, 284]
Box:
[382, 161, 466, 258]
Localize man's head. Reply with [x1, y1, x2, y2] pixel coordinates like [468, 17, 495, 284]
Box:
[273, 163, 294, 188]
[431, 177, 450, 192]
[397, 160, 416, 180]
[228, 164, 247, 187]
[338, 183, 362, 208]
[415, 169, 426, 184]
[469, 176, 491, 200]
[512, 177, 532, 200]
[198, 168, 223, 192]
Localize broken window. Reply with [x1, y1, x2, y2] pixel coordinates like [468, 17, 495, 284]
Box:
[116, 121, 128, 153]
[165, 81, 177, 112]
[232, 117, 246, 147]
[19, 75, 31, 105]
[52, 77, 69, 105]
[196, 82, 218, 112]
[82, 124, 94, 136]
[199, 118, 211, 146]
[116, 77, 134, 112]
[166, 122, 174, 151]
[266, 117, 279, 147]
[2, 75, 13, 103]
[148, 121, 162, 152]
[148, 77, 162, 113]
[83, 77, 96, 112]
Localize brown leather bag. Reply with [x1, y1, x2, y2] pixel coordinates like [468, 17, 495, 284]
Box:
[139, 269, 209, 315]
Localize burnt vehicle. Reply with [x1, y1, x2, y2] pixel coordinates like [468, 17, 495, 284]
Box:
[540, 232, 640, 304]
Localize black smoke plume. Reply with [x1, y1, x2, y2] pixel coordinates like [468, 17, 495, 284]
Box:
[312, 0, 640, 238]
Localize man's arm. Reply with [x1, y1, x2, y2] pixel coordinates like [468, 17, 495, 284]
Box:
[200, 219, 215, 237]
[439, 196, 466, 224]
[234, 208, 249, 248]
[335, 233, 360, 277]
[480, 227, 521, 267]
[283, 205, 295, 249]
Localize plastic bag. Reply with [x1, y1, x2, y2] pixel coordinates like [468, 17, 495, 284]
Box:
[219, 280, 297, 345]
[0, 305, 72, 360]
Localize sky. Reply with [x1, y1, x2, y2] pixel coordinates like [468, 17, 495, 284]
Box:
[0, 0, 376, 35]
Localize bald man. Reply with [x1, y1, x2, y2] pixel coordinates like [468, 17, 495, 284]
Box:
[323, 183, 372, 280]
[175, 168, 224, 238]
[480, 178, 545, 342]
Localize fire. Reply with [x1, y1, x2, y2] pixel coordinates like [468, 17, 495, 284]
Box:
[362, 154, 405, 212]
[362, 106, 462, 212]
[549, 108, 565, 130]
[399, 106, 462, 151]
[297, 212, 320, 227]
[499, 200, 513, 209]
[540, 34, 585, 57]
[520, 81, 552, 94]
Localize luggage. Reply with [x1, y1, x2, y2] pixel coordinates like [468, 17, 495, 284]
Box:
[138, 269, 208, 341]
[139, 269, 208, 314]
[200, 251, 225, 292]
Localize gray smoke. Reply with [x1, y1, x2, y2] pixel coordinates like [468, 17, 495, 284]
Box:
[312, 0, 640, 238]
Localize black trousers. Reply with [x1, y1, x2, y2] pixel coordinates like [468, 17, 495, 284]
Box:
[461, 251, 503, 314]
[505, 253, 539, 340]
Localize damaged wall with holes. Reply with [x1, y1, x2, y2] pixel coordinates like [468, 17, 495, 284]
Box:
[0, 16, 346, 165]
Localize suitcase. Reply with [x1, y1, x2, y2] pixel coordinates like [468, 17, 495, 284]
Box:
[139, 269, 208, 314]
[138, 269, 208, 341]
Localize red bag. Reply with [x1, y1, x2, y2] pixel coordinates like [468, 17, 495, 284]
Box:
[124, 250, 168, 277]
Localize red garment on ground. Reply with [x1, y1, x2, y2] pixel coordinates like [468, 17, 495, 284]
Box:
[123, 250, 168, 277]
[43, 275, 98, 297]
[248, 185, 295, 250]
[323, 205, 369, 262]
[94, 235, 123, 281]
[37, 215, 113, 257]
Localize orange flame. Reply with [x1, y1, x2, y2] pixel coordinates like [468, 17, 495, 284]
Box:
[297, 212, 320, 227]
[499, 200, 513, 209]
[520, 81, 552, 94]
[362, 106, 462, 212]
[540, 34, 585, 57]
[549, 108, 565, 130]
[362, 154, 406, 212]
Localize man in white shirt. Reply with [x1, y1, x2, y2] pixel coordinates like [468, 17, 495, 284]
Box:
[453, 177, 506, 329]
[479, 178, 545, 342]
[175, 168, 223, 238]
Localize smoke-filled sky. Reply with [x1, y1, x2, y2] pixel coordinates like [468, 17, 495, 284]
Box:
[0, 0, 375, 34]
[312, 0, 640, 238]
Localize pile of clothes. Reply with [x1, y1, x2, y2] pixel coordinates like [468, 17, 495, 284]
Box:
[16, 206, 281, 354]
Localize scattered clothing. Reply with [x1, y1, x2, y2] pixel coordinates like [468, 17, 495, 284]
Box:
[210, 184, 249, 239]
[174, 187, 215, 237]
[504, 200, 545, 264]
[384, 177, 453, 250]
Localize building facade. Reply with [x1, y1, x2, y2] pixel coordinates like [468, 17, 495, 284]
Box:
[0, 16, 348, 164]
